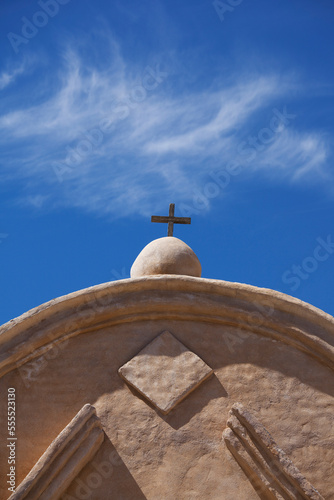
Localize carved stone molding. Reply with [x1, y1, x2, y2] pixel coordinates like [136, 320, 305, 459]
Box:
[223, 403, 324, 500]
[118, 330, 213, 413]
[1, 276, 334, 378]
[9, 404, 104, 500]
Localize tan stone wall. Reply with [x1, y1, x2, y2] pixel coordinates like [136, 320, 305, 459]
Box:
[0, 277, 333, 499]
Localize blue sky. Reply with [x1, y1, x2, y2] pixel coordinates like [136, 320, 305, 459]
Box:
[1, 0, 334, 324]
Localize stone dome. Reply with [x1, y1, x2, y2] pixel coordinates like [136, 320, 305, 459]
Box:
[130, 237, 202, 278]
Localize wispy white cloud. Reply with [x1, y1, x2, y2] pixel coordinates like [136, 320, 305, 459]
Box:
[0, 62, 25, 90]
[0, 35, 331, 218]
[255, 129, 329, 181]
[144, 78, 279, 155]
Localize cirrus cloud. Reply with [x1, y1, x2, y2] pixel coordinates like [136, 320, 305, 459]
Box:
[0, 34, 331, 217]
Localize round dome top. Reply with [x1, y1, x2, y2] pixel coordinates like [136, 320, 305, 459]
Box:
[130, 237, 202, 278]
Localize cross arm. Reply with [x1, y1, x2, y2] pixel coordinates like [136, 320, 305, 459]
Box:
[151, 216, 191, 224]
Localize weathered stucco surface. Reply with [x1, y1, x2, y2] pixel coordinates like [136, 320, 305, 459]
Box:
[118, 330, 213, 414]
[0, 276, 333, 499]
[130, 237, 202, 278]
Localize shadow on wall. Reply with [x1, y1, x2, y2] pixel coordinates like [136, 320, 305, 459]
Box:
[62, 436, 147, 500]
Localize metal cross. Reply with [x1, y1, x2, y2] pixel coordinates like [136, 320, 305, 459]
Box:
[151, 203, 191, 237]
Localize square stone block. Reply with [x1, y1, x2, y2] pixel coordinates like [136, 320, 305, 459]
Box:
[118, 331, 213, 414]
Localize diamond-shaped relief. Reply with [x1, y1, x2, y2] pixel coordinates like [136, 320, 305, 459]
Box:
[118, 331, 213, 414]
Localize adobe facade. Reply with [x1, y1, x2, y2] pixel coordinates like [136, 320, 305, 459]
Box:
[0, 237, 333, 499]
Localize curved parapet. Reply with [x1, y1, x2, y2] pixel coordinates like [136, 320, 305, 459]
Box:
[1, 276, 334, 499]
[0, 276, 334, 378]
